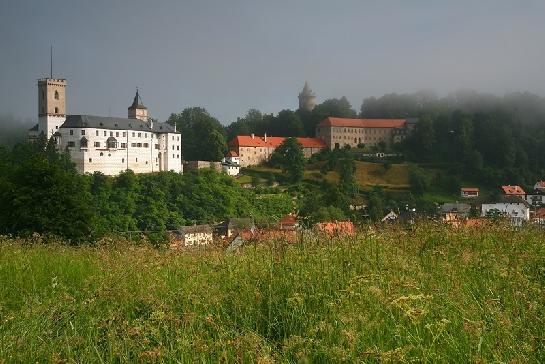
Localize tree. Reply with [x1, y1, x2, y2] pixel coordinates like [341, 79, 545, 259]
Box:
[409, 167, 431, 196]
[269, 110, 304, 137]
[269, 137, 306, 183]
[168, 107, 227, 161]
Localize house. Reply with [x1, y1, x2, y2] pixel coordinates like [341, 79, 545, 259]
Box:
[216, 218, 255, 238]
[29, 77, 182, 175]
[481, 196, 530, 226]
[222, 151, 240, 176]
[534, 181, 545, 193]
[525, 190, 545, 206]
[227, 134, 326, 167]
[531, 208, 545, 225]
[315, 117, 417, 150]
[174, 224, 213, 247]
[381, 210, 399, 223]
[315, 221, 355, 236]
[501, 185, 526, 197]
[439, 203, 472, 219]
[460, 187, 479, 198]
[279, 214, 298, 230]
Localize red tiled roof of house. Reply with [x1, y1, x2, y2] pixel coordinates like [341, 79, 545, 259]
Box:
[226, 150, 238, 157]
[501, 185, 526, 195]
[461, 187, 479, 192]
[315, 221, 355, 236]
[534, 208, 545, 219]
[317, 117, 407, 128]
[228, 135, 326, 149]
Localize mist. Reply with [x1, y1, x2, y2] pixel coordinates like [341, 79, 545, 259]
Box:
[0, 115, 34, 147]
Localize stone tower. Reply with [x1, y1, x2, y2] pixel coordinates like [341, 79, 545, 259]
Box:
[38, 77, 67, 139]
[298, 81, 316, 112]
[128, 89, 148, 122]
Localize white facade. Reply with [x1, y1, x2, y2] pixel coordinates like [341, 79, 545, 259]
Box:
[481, 202, 530, 226]
[221, 154, 240, 176]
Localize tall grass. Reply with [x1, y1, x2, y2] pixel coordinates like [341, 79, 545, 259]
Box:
[0, 224, 544, 362]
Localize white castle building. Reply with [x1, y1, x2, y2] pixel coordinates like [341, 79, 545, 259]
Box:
[29, 77, 182, 175]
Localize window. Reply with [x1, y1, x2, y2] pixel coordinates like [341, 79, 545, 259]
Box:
[143, 143, 148, 148]
[132, 132, 135, 137]
[137, 143, 142, 147]
[120, 143, 126, 148]
[54, 107, 59, 114]
[95, 130, 99, 136]
[88, 158, 92, 163]
[131, 143, 136, 147]
[136, 158, 138, 162]
[138, 133, 141, 138]
[172, 146, 175, 150]
[67, 141, 75, 147]
[81, 130, 86, 136]
[123, 132, 126, 137]
[144, 133, 147, 138]
[116, 132, 119, 137]
[80, 137, 88, 148]
[100, 152, 103, 156]
[177, 154, 180, 158]
[155, 144, 159, 149]
[122, 158, 125, 163]
[106, 137, 118, 149]
[177, 137, 180, 141]
[110, 132, 113, 137]
[94, 142, 100, 147]
[104, 131, 107, 136]
[173, 154, 175, 158]
[54, 90, 59, 100]
[69, 130, 74, 135]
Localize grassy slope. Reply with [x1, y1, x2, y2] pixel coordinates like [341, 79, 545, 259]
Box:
[1, 225, 544, 362]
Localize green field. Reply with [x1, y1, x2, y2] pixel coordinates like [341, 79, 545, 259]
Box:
[1, 224, 544, 362]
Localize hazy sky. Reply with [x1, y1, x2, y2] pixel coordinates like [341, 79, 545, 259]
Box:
[1, 0, 545, 124]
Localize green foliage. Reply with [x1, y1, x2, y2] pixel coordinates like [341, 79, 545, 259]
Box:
[409, 167, 431, 196]
[269, 137, 306, 183]
[168, 107, 227, 161]
[2, 224, 543, 362]
[366, 186, 385, 221]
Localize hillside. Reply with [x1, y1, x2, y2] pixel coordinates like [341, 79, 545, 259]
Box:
[1, 224, 543, 362]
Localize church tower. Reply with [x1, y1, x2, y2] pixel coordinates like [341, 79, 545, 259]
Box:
[298, 81, 316, 112]
[128, 89, 148, 122]
[37, 77, 67, 139]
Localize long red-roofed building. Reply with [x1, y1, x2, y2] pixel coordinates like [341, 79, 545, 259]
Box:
[315, 117, 417, 149]
[228, 134, 326, 167]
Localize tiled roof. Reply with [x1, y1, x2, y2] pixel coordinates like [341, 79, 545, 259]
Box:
[228, 135, 326, 149]
[61, 115, 177, 133]
[501, 185, 526, 195]
[317, 117, 407, 128]
[226, 150, 239, 157]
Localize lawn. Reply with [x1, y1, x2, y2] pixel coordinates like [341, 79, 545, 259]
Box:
[1, 224, 544, 362]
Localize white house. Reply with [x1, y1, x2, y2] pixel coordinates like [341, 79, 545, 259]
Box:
[481, 199, 530, 226]
[221, 151, 240, 176]
[29, 77, 182, 175]
[534, 181, 545, 193]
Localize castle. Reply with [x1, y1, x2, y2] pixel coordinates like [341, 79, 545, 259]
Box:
[28, 77, 182, 175]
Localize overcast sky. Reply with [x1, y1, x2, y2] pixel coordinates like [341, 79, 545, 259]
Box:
[1, 0, 545, 124]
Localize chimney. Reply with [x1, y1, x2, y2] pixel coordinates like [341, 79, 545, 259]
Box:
[251, 133, 254, 139]
[264, 133, 267, 142]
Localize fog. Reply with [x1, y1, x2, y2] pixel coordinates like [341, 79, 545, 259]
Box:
[0, 115, 34, 147]
[1, 1, 545, 124]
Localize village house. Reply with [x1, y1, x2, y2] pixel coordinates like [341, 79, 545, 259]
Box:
[460, 187, 479, 198]
[524, 190, 545, 206]
[315, 117, 417, 150]
[534, 181, 545, 193]
[481, 196, 530, 226]
[228, 134, 326, 168]
[173, 224, 213, 247]
[216, 218, 255, 238]
[440, 202, 472, 219]
[29, 77, 182, 175]
[501, 185, 526, 197]
[221, 151, 241, 176]
[531, 208, 545, 225]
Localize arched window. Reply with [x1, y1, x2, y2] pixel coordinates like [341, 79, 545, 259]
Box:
[54, 107, 59, 114]
[54, 90, 59, 100]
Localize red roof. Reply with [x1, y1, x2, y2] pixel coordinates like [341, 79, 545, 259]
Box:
[279, 214, 297, 225]
[501, 185, 526, 195]
[317, 117, 407, 128]
[228, 135, 326, 149]
[226, 150, 238, 157]
[461, 187, 479, 192]
[534, 208, 545, 218]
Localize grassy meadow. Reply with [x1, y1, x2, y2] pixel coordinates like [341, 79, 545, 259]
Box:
[0, 224, 544, 362]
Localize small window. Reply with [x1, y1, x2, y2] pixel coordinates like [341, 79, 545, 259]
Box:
[137, 143, 142, 147]
[95, 130, 99, 136]
[123, 132, 126, 137]
[88, 158, 92, 163]
[69, 130, 74, 135]
[81, 130, 86, 136]
[122, 158, 125, 163]
[173, 154, 175, 158]
[143, 143, 148, 148]
[131, 143, 136, 147]
[67, 141, 75, 147]
[121, 143, 127, 148]
[136, 158, 138, 162]
[110, 132, 113, 137]
[138, 133, 141, 138]
[145, 133, 147, 138]
[154, 144, 159, 149]
[132, 132, 135, 137]
[54, 90, 59, 100]
[116, 132, 119, 137]
[54, 107, 59, 114]
[177, 146, 179, 150]
[100, 152, 103, 156]
[94, 142, 100, 147]
[104, 131, 107, 136]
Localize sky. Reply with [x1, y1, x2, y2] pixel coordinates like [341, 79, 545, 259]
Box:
[1, 0, 545, 125]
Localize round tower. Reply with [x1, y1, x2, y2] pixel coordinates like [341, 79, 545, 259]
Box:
[298, 81, 316, 112]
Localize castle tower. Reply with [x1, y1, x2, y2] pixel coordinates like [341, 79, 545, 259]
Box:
[128, 89, 148, 122]
[38, 78, 67, 139]
[298, 81, 316, 112]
